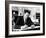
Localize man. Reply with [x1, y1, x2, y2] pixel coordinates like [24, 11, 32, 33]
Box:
[21, 10, 34, 29]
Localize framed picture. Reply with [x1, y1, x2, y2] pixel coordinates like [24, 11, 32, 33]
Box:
[5, 1, 45, 37]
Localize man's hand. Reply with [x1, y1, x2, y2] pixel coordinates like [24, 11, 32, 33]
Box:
[21, 24, 28, 30]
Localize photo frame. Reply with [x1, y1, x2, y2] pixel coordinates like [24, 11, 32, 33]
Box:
[5, 1, 45, 37]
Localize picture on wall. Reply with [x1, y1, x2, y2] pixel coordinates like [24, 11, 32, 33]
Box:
[5, 1, 45, 37]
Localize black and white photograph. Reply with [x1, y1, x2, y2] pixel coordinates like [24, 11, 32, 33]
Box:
[12, 7, 40, 31]
[5, 1, 45, 37]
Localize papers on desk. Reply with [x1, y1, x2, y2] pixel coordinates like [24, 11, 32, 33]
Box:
[13, 25, 40, 31]
[21, 25, 40, 30]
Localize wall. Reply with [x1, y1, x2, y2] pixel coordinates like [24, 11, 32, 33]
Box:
[0, 0, 46, 38]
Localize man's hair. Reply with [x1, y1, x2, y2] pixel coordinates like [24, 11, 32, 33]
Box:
[24, 10, 30, 14]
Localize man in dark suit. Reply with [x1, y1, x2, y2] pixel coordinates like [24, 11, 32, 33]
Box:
[21, 10, 34, 29]
[14, 10, 34, 29]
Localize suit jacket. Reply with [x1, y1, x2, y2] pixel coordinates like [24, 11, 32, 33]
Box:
[25, 17, 34, 27]
[14, 16, 24, 29]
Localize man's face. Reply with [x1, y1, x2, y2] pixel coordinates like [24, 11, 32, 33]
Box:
[24, 12, 29, 18]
